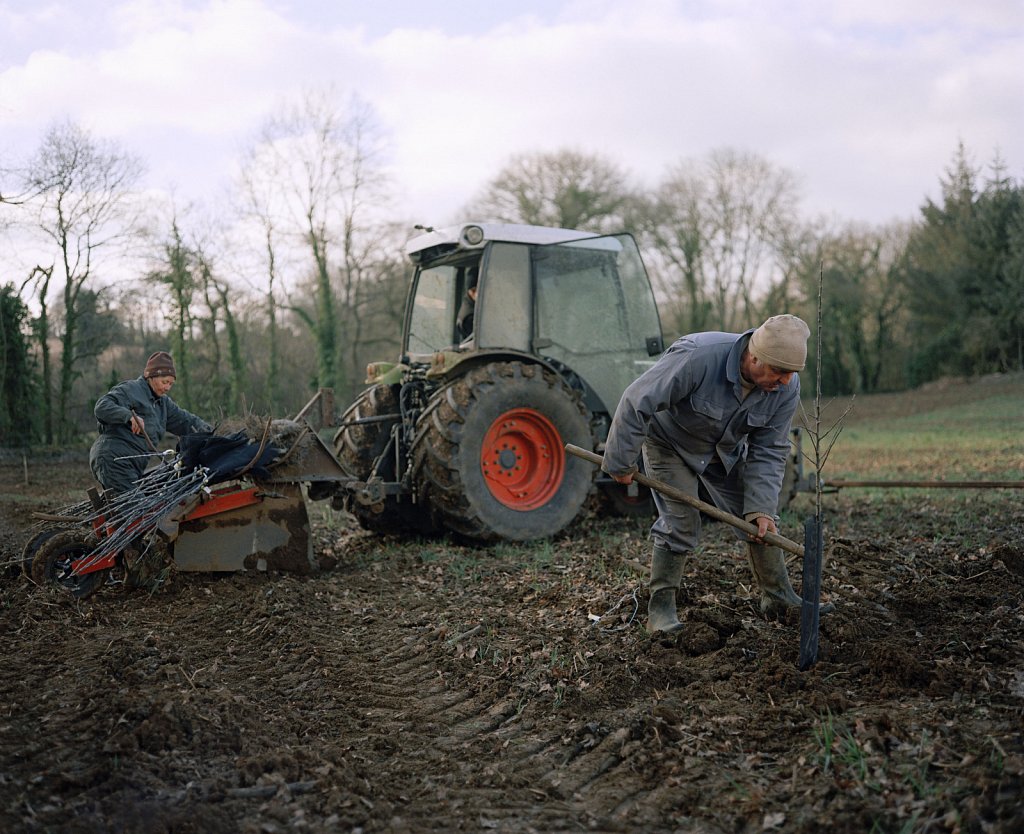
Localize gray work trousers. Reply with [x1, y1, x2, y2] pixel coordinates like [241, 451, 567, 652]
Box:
[89, 434, 148, 494]
[642, 433, 748, 553]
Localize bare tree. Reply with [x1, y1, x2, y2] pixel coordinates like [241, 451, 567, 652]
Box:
[147, 216, 199, 408]
[644, 148, 801, 334]
[22, 120, 144, 441]
[239, 90, 396, 401]
[464, 149, 635, 233]
[258, 91, 344, 391]
[785, 221, 910, 394]
[22, 264, 55, 442]
[236, 145, 287, 412]
[331, 99, 399, 401]
[641, 162, 711, 336]
[195, 247, 246, 417]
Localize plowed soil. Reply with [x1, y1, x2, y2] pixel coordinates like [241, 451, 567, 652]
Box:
[2, 422, 1023, 832]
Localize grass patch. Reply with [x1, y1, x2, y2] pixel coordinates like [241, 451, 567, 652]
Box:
[816, 386, 1024, 482]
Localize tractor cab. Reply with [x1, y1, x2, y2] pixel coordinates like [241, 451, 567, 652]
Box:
[335, 221, 666, 542]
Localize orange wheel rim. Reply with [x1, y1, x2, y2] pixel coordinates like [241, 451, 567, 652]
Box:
[479, 408, 565, 510]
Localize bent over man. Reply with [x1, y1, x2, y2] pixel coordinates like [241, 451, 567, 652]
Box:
[602, 314, 833, 633]
[90, 351, 212, 494]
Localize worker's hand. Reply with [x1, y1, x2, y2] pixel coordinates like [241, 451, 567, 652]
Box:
[611, 471, 634, 485]
[129, 414, 145, 435]
[750, 514, 778, 543]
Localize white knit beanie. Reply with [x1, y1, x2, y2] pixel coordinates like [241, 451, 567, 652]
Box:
[749, 315, 810, 371]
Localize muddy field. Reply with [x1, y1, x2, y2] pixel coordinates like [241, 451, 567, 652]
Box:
[1, 391, 1023, 832]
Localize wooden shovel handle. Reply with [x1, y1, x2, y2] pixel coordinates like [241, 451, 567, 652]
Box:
[565, 444, 805, 558]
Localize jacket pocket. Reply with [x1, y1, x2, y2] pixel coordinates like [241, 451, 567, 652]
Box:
[743, 405, 775, 429]
[690, 395, 724, 421]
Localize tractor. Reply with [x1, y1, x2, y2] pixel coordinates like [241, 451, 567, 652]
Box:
[325, 222, 666, 542]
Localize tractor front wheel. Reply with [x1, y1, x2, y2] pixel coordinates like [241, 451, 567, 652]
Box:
[412, 361, 594, 542]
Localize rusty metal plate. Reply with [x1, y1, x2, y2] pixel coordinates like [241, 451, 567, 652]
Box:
[172, 482, 317, 575]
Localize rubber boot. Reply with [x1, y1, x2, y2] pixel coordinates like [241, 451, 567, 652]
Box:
[648, 544, 687, 634]
[746, 543, 834, 617]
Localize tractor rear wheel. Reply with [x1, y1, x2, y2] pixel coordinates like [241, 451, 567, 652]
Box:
[31, 530, 106, 599]
[332, 383, 436, 534]
[412, 361, 594, 542]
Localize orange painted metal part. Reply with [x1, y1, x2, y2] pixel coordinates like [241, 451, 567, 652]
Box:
[183, 485, 264, 521]
[480, 407, 565, 511]
[70, 485, 266, 576]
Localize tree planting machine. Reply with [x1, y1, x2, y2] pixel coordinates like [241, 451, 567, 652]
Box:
[25, 222, 674, 595]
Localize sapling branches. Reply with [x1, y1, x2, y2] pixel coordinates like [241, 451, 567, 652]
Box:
[799, 263, 855, 521]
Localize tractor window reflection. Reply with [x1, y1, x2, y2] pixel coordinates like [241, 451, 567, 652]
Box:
[407, 265, 456, 354]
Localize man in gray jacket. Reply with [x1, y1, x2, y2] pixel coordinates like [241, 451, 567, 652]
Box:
[602, 315, 832, 632]
[90, 351, 212, 494]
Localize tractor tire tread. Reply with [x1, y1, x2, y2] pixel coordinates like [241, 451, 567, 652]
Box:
[411, 360, 595, 543]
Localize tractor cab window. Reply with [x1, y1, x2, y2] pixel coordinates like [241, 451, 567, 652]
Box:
[533, 234, 662, 416]
[406, 262, 482, 353]
[456, 264, 480, 341]
[406, 264, 457, 354]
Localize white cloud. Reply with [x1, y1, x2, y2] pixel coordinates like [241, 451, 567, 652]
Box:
[0, 0, 1020, 232]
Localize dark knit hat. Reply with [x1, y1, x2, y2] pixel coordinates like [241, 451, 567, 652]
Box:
[749, 315, 810, 372]
[144, 351, 176, 379]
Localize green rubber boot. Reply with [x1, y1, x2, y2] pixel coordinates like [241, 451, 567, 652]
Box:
[648, 544, 688, 634]
[746, 543, 835, 617]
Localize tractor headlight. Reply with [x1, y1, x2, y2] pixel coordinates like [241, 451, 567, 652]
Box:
[461, 225, 485, 246]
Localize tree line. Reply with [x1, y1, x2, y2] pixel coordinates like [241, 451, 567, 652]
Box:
[1, 91, 1021, 448]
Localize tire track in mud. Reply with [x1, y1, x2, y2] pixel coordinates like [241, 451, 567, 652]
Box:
[312, 569, 655, 832]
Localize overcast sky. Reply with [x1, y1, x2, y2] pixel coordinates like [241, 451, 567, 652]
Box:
[1, 0, 1022, 231]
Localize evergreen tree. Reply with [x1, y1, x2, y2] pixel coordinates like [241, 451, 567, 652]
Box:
[900, 144, 1023, 382]
[0, 285, 40, 444]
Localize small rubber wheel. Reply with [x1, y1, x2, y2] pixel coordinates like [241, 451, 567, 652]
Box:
[31, 530, 107, 599]
[20, 527, 65, 579]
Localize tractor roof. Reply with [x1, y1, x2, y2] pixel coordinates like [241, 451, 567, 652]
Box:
[406, 222, 598, 262]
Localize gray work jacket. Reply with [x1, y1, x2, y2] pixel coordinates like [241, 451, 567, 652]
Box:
[602, 329, 799, 517]
[93, 376, 211, 456]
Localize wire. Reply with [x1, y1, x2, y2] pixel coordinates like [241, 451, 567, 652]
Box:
[590, 584, 642, 633]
